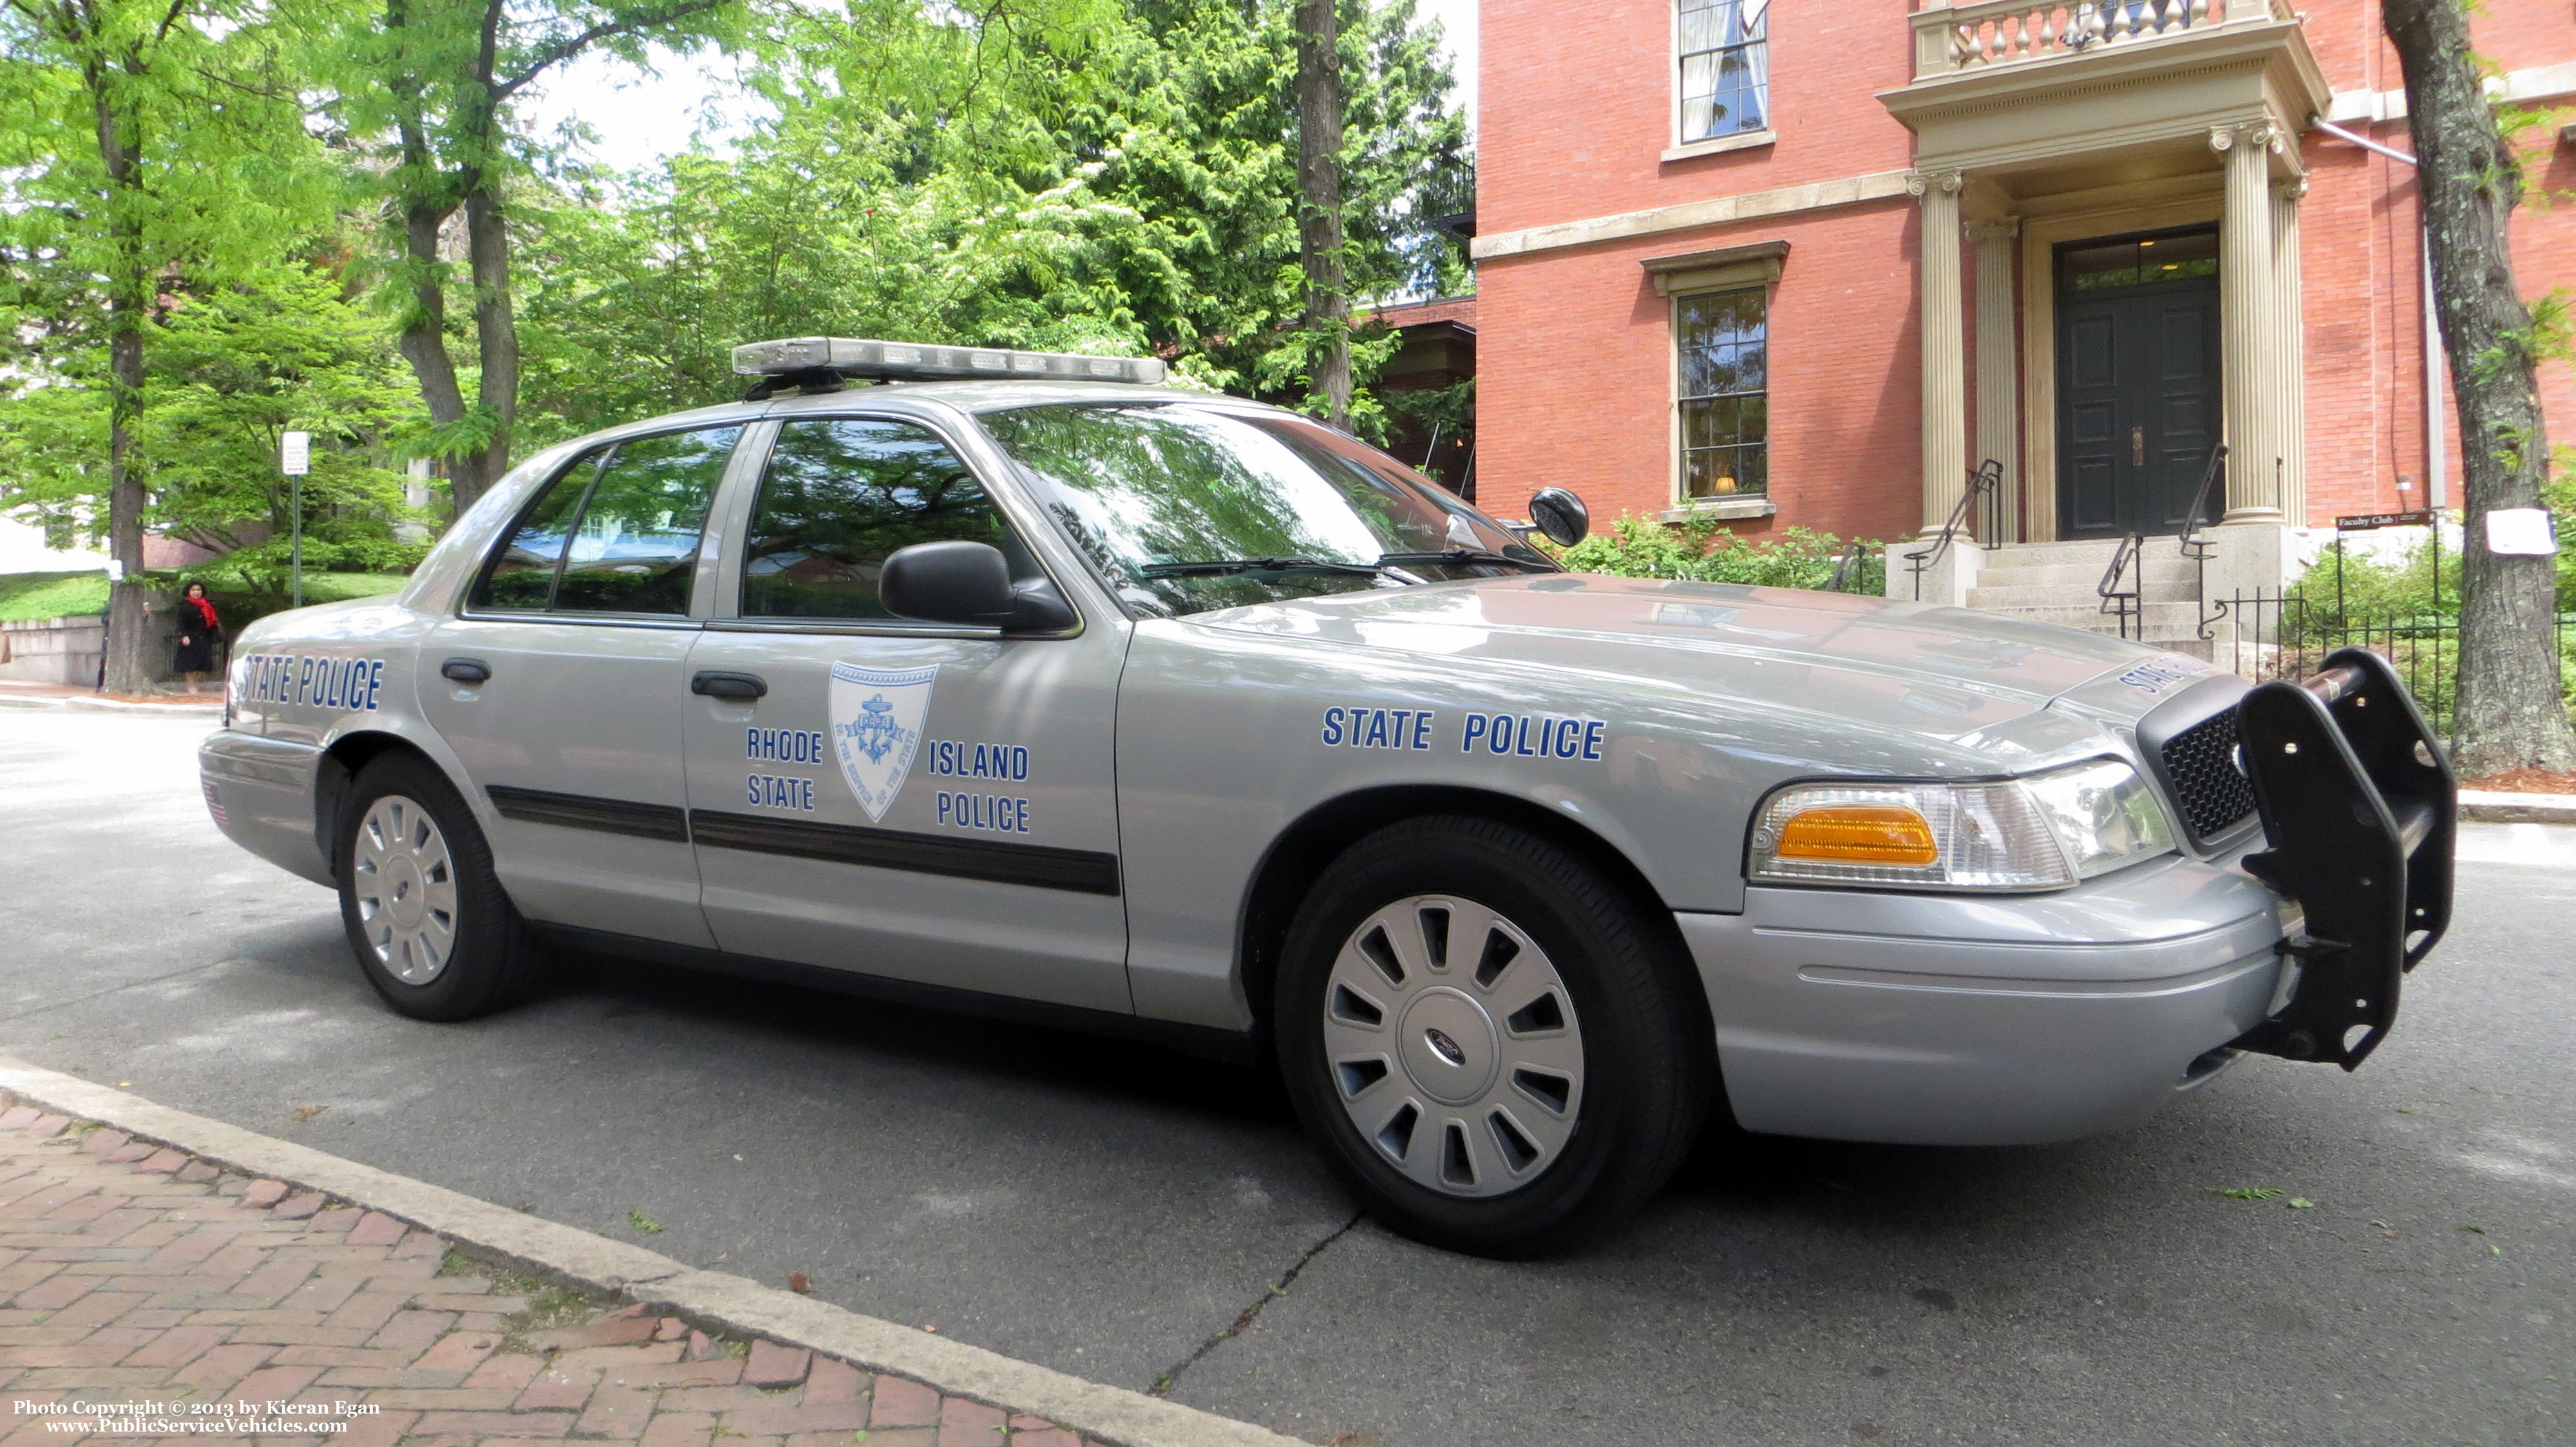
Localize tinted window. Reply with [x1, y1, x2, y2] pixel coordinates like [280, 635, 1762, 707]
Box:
[471, 428, 737, 615]
[740, 419, 1034, 621]
[473, 448, 603, 610]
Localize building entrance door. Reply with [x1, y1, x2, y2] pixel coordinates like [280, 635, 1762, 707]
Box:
[2054, 227, 2224, 539]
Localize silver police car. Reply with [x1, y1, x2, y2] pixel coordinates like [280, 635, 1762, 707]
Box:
[200, 339, 2456, 1255]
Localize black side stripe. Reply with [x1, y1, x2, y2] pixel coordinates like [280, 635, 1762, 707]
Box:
[689, 809, 1121, 896]
[487, 785, 690, 844]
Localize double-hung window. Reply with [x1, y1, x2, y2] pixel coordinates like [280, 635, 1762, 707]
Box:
[1676, 287, 1768, 501]
[1678, 0, 1770, 142]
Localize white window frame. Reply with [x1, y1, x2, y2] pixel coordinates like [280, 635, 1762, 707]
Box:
[1668, 0, 1775, 162]
[1645, 243, 1786, 519]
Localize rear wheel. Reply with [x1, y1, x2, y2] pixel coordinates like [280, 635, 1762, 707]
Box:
[336, 753, 545, 1021]
[1275, 817, 1710, 1256]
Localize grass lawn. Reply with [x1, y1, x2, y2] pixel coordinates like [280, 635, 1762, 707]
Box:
[0, 571, 108, 623]
[0, 568, 408, 625]
[296, 572, 412, 603]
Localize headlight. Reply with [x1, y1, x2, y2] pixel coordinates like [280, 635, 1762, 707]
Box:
[2018, 757, 2176, 879]
[1749, 759, 2176, 892]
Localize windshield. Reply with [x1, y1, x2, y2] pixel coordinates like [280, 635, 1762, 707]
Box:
[976, 402, 1555, 618]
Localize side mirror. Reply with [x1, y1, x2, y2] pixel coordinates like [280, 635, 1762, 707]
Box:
[1528, 487, 1591, 547]
[880, 541, 1077, 633]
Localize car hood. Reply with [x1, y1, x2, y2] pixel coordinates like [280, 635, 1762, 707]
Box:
[1191, 574, 2199, 762]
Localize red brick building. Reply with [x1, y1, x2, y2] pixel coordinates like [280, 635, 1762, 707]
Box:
[1474, 0, 2576, 611]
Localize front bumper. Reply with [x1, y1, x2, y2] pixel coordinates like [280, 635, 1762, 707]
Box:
[1681, 849, 2288, 1146]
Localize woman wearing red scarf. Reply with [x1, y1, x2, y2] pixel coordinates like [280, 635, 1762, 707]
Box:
[173, 581, 223, 695]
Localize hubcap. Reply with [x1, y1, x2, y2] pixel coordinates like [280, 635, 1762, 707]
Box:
[1321, 895, 1585, 1198]
[351, 795, 459, 986]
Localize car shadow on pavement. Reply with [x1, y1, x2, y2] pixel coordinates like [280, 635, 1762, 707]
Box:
[549, 945, 1301, 1131]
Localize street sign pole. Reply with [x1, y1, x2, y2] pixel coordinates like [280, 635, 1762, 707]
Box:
[281, 431, 311, 609]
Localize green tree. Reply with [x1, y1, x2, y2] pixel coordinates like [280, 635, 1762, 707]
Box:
[325, 0, 749, 515]
[507, 0, 1467, 440]
[144, 263, 426, 578]
[0, 0, 323, 690]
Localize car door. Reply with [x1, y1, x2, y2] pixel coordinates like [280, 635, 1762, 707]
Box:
[419, 423, 746, 948]
[679, 411, 1132, 1012]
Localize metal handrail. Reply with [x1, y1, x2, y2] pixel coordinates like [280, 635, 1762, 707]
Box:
[1908, 459, 2003, 601]
[2098, 531, 2145, 641]
[2177, 442, 2227, 639]
[1826, 538, 1869, 593]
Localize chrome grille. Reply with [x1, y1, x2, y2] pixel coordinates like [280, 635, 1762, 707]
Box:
[2159, 705, 2258, 842]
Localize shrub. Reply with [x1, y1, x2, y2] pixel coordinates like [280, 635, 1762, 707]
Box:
[1552, 516, 1884, 594]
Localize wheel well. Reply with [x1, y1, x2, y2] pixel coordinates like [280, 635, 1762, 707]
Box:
[312, 732, 433, 877]
[1235, 786, 1689, 1039]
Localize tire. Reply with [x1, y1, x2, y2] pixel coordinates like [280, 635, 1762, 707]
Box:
[1274, 816, 1712, 1257]
[334, 752, 546, 1021]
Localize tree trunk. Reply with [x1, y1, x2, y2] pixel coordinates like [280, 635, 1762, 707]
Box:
[2384, 0, 2576, 773]
[94, 87, 153, 696]
[1294, 0, 1350, 428]
[460, 179, 516, 515]
[393, 192, 466, 452]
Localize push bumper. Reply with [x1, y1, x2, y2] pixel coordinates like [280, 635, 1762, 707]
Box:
[198, 730, 334, 887]
[1680, 851, 2289, 1146]
[2228, 647, 2456, 1068]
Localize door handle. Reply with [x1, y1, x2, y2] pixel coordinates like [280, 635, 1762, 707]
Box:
[2131, 427, 2146, 466]
[692, 670, 768, 701]
[441, 657, 491, 684]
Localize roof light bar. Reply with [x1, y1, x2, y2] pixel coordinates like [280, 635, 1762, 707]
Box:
[731, 337, 1166, 386]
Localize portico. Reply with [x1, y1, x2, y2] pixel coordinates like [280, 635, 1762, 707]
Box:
[1880, 0, 2332, 601]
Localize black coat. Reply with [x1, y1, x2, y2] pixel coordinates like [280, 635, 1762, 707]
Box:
[173, 604, 222, 673]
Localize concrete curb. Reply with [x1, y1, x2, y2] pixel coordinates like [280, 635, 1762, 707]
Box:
[2458, 789, 2576, 825]
[0, 690, 221, 717]
[0, 1055, 1305, 1447]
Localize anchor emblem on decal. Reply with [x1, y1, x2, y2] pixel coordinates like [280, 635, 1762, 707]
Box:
[828, 663, 936, 822]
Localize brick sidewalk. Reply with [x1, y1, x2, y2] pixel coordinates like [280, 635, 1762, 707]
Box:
[0, 1107, 1099, 1447]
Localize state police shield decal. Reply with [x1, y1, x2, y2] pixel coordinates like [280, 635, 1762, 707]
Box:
[827, 663, 936, 822]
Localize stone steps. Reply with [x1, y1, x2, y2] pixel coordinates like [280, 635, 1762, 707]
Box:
[1991, 600, 2206, 634]
[1963, 540, 2209, 654]
[1968, 580, 2197, 609]
[1971, 557, 2200, 591]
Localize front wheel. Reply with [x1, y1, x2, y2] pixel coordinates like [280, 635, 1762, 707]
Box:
[1274, 817, 1711, 1256]
[335, 753, 545, 1021]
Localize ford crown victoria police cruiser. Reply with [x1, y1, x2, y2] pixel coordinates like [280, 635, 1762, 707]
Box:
[200, 339, 2456, 1256]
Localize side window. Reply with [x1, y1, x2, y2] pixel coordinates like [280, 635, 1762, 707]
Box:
[1678, 0, 1768, 143]
[740, 418, 1034, 620]
[469, 427, 739, 615]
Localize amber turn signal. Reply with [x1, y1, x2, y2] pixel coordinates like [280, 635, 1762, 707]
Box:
[1774, 805, 1940, 866]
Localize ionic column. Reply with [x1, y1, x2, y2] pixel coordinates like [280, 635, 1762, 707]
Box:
[1970, 216, 2021, 544]
[2271, 175, 2308, 526]
[2213, 121, 2282, 521]
[1911, 169, 1968, 532]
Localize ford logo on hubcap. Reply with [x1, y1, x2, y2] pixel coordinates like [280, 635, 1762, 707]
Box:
[1423, 1026, 1468, 1066]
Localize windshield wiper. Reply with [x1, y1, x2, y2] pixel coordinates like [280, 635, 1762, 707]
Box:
[1141, 556, 1408, 580]
[1376, 548, 1561, 572]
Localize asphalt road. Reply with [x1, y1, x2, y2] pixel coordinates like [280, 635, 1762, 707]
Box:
[2, 706, 2569, 1446]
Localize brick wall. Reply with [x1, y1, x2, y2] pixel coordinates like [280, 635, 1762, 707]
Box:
[1478, 0, 2576, 541]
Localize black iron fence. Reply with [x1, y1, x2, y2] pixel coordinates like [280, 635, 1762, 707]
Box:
[2206, 592, 2576, 736]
